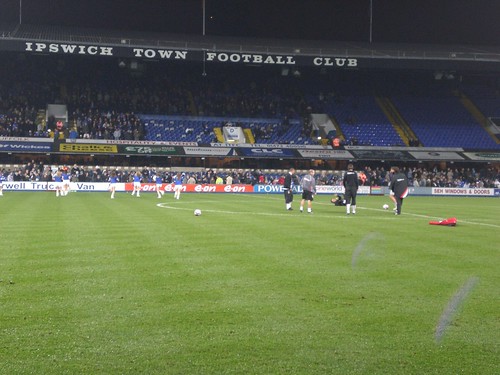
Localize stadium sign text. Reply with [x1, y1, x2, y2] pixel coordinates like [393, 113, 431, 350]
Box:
[206, 52, 296, 65]
[132, 48, 187, 60]
[8, 40, 361, 68]
[313, 57, 358, 67]
[25, 42, 113, 56]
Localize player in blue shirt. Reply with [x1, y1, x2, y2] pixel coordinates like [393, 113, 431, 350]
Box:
[61, 169, 70, 196]
[131, 171, 142, 197]
[154, 173, 164, 198]
[53, 169, 63, 197]
[173, 172, 183, 200]
[109, 171, 118, 199]
[0, 170, 6, 196]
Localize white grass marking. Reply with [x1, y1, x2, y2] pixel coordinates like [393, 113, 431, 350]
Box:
[156, 202, 344, 218]
[359, 206, 500, 229]
[435, 276, 479, 343]
[351, 232, 384, 268]
[159, 195, 500, 228]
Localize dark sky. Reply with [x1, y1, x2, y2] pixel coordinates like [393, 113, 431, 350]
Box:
[1, 0, 500, 45]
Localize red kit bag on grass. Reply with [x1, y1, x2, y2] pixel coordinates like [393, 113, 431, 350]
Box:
[429, 217, 457, 226]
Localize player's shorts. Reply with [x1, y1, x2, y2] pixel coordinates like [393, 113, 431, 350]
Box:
[133, 182, 141, 188]
[301, 190, 314, 201]
[173, 184, 183, 191]
[389, 190, 395, 196]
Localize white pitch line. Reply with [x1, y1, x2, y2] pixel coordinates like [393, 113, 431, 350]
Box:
[358, 206, 500, 229]
[435, 277, 479, 343]
[156, 202, 346, 218]
[351, 232, 384, 268]
[158, 196, 500, 228]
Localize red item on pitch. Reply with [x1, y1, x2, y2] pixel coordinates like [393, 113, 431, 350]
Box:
[429, 217, 457, 226]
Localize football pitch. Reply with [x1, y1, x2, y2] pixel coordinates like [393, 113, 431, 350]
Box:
[0, 191, 498, 374]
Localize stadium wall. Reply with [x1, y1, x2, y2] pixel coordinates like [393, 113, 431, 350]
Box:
[1, 137, 499, 162]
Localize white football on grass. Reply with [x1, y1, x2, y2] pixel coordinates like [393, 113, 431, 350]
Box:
[383, 204, 389, 210]
[194, 209, 202, 216]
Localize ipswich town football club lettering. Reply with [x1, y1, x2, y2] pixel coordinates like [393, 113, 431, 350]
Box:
[21, 41, 357, 67]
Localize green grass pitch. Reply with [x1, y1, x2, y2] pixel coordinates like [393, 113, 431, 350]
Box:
[0, 191, 498, 374]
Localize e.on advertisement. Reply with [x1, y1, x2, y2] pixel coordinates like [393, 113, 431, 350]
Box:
[124, 183, 254, 193]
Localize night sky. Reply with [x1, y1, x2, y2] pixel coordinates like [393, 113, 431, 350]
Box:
[1, 0, 500, 46]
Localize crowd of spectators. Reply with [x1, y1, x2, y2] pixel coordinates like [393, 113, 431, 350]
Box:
[357, 165, 500, 188]
[2, 161, 499, 190]
[71, 110, 145, 140]
[1, 53, 499, 149]
[0, 54, 310, 142]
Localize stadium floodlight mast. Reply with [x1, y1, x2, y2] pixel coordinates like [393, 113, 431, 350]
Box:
[369, 0, 373, 43]
[19, 0, 22, 24]
[202, 0, 206, 36]
[202, 0, 207, 76]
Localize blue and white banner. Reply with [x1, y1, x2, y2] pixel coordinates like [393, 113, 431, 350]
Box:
[238, 148, 297, 158]
[252, 184, 371, 195]
[0, 141, 52, 152]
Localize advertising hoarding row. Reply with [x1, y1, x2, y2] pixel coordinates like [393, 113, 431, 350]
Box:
[2, 182, 497, 197]
[1, 137, 499, 161]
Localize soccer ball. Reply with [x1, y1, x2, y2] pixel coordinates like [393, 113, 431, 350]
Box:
[194, 209, 202, 216]
[383, 204, 389, 210]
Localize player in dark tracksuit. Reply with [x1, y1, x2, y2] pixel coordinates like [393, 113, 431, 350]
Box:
[283, 167, 299, 210]
[389, 166, 409, 215]
[343, 163, 359, 215]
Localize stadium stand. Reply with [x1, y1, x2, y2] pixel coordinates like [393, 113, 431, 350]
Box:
[1, 52, 499, 148]
[141, 115, 309, 144]
[391, 95, 499, 149]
